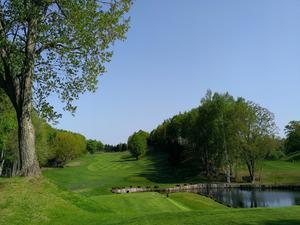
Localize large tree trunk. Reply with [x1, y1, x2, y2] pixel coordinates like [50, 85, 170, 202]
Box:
[17, 17, 40, 177]
[17, 104, 40, 177]
[0, 11, 40, 177]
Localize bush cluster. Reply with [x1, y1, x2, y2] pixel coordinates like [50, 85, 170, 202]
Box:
[0, 91, 87, 175]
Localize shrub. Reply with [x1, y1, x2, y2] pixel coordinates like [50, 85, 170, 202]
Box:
[48, 131, 86, 167]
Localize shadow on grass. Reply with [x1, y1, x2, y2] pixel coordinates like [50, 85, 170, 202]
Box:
[136, 150, 208, 184]
[113, 159, 137, 162]
[263, 220, 300, 225]
[112, 154, 137, 162]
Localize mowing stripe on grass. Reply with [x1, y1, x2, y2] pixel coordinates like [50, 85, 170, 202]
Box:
[165, 197, 190, 211]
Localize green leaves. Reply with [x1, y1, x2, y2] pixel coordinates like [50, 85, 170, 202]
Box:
[284, 121, 300, 154]
[128, 130, 149, 160]
[149, 90, 278, 182]
[0, 0, 132, 121]
[86, 139, 104, 154]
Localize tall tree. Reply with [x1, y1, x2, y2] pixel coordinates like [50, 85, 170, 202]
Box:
[0, 0, 132, 176]
[235, 98, 276, 183]
[194, 91, 237, 181]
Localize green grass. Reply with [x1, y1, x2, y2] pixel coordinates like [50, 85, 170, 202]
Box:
[43, 151, 205, 195]
[1, 151, 300, 225]
[260, 160, 300, 184]
[238, 160, 300, 184]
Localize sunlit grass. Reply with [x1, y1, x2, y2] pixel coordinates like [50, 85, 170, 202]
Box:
[1, 152, 300, 225]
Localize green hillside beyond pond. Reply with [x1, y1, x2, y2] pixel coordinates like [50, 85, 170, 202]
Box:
[1, 152, 300, 225]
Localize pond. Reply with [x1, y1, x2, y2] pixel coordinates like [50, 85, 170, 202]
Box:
[195, 188, 300, 208]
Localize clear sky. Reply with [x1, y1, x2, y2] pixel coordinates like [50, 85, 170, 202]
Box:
[54, 0, 300, 144]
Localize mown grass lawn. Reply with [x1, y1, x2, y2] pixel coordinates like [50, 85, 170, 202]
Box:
[237, 160, 300, 184]
[1, 152, 300, 225]
[43, 151, 206, 196]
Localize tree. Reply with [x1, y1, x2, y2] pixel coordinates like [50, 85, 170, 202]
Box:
[284, 121, 300, 154]
[235, 98, 277, 183]
[128, 130, 149, 160]
[190, 91, 237, 181]
[0, 0, 132, 176]
[149, 91, 278, 183]
[87, 139, 103, 154]
[207, 92, 239, 183]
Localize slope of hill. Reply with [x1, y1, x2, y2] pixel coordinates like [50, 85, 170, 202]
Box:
[1, 152, 300, 225]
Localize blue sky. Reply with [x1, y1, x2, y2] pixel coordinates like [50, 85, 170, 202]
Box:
[55, 0, 300, 144]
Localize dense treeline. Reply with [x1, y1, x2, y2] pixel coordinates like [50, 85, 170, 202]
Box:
[284, 121, 300, 154]
[0, 91, 87, 176]
[87, 140, 104, 154]
[104, 143, 128, 152]
[47, 131, 86, 168]
[86, 140, 128, 153]
[149, 91, 282, 183]
[1, 88, 130, 176]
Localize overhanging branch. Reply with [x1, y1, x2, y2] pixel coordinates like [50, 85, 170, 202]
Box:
[36, 40, 80, 55]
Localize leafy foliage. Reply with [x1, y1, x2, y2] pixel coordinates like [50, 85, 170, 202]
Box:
[104, 143, 127, 152]
[284, 121, 300, 154]
[0, 92, 87, 175]
[0, 0, 132, 176]
[149, 91, 278, 183]
[48, 130, 86, 167]
[86, 139, 104, 154]
[128, 130, 149, 160]
[0, 0, 132, 120]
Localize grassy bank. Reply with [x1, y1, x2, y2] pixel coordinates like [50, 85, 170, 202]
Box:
[0, 152, 300, 225]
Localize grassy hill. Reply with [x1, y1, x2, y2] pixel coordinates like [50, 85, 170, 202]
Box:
[1, 152, 300, 225]
[43, 151, 207, 196]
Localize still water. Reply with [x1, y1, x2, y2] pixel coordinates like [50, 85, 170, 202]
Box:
[196, 188, 300, 208]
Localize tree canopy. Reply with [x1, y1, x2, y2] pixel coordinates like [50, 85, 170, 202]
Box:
[285, 121, 300, 154]
[0, 0, 132, 119]
[149, 91, 278, 183]
[0, 0, 132, 176]
[128, 130, 149, 160]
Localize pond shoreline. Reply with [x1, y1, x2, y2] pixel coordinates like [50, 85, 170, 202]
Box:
[111, 183, 300, 194]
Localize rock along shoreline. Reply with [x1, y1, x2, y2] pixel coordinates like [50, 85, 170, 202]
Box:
[111, 183, 300, 194]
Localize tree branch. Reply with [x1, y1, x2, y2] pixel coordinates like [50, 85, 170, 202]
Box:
[0, 5, 11, 85]
[0, 4, 22, 109]
[36, 40, 80, 55]
[36, 41, 57, 54]
[54, 0, 67, 18]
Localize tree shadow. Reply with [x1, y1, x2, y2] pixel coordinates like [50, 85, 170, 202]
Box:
[136, 150, 208, 184]
[111, 153, 136, 162]
[262, 220, 300, 225]
[113, 159, 137, 162]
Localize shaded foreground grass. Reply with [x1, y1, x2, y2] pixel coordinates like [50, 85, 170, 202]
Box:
[0, 152, 300, 225]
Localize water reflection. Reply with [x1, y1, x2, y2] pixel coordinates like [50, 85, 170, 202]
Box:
[196, 188, 300, 208]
